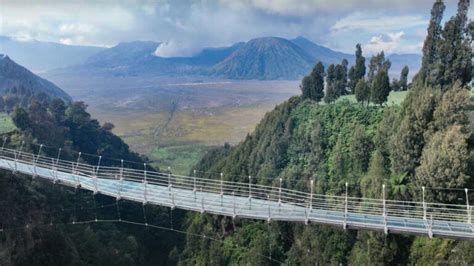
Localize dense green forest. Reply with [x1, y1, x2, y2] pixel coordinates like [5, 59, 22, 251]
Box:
[0, 0, 473, 265]
[0, 99, 184, 265]
[177, 0, 474, 264]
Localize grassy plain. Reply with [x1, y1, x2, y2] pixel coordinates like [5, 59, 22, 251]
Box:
[0, 113, 16, 134]
[46, 74, 300, 174]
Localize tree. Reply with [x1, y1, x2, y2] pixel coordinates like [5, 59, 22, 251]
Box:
[370, 70, 390, 105]
[391, 79, 401, 92]
[399, 66, 409, 91]
[300, 76, 312, 100]
[354, 79, 370, 105]
[415, 125, 470, 202]
[368, 52, 391, 83]
[324, 64, 338, 103]
[11, 106, 30, 130]
[416, 0, 445, 86]
[361, 150, 387, 199]
[350, 125, 373, 174]
[348, 44, 366, 93]
[434, 0, 472, 88]
[389, 173, 410, 200]
[334, 63, 348, 96]
[312, 63, 326, 102]
[324, 84, 337, 104]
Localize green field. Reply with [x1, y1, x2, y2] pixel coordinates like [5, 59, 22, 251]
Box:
[337, 90, 409, 106]
[149, 144, 210, 175]
[0, 113, 16, 134]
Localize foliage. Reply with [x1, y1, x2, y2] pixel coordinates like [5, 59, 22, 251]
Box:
[370, 70, 391, 105]
[300, 62, 325, 102]
[354, 79, 370, 105]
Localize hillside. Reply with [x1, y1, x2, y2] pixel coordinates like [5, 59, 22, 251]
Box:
[209, 37, 313, 79]
[180, 82, 474, 264]
[291, 36, 354, 65]
[0, 55, 72, 104]
[0, 35, 104, 72]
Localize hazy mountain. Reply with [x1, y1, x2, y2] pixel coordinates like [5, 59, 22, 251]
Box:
[46, 36, 421, 80]
[210, 37, 314, 80]
[186, 42, 245, 66]
[84, 41, 160, 67]
[0, 55, 72, 102]
[291, 36, 354, 65]
[0, 35, 105, 73]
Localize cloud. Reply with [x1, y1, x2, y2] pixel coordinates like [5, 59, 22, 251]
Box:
[1, 0, 459, 55]
[365, 32, 404, 54]
[331, 12, 427, 33]
[154, 40, 202, 57]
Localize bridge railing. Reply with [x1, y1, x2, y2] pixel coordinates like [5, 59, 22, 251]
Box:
[0, 146, 471, 226]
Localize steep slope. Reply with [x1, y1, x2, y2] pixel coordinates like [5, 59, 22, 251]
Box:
[210, 37, 314, 80]
[291, 36, 354, 65]
[0, 35, 104, 72]
[0, 55, 72, 102]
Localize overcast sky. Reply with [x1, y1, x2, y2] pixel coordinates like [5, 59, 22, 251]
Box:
[0, 0, 471, 57]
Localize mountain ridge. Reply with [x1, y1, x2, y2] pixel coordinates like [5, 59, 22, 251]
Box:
[0, 35, 105, 72]
[0, 55, 72, 102]
[46, 36, 421, 80]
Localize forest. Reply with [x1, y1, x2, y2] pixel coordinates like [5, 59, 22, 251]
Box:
[0, 0, 473, 265]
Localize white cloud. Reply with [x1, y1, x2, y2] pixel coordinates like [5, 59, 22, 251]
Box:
[331, 12, 427, 33]
[365, 31, 405, 54]
[220, 0, 438, 16]
[11, 31, 35, 42]
[154, 40, 202, 57]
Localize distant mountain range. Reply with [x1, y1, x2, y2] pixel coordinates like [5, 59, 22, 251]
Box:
[2, 35, 421, 80]
[0, 54, 71, 102]
[0, 36, 105, 73]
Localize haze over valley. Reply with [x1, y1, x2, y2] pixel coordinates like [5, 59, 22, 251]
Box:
[2, 34, 421, 172]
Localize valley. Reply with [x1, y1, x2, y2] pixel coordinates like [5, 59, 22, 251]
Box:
[45, 73, 300, 174]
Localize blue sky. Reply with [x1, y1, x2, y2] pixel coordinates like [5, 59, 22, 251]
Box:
[0, 0, 471, 56]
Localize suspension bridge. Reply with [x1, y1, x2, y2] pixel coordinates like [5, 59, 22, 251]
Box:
[0, 143, 472, 240]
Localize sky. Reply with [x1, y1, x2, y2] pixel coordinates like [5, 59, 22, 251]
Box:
[0, 0, 471, 57]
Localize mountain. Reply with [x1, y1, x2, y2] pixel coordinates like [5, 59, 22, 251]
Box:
[291, 36, 354, 65]
[210, 37, 314, 80]
[0, 54, 72, 102]
[0, 35, 105, 73]
[84, 41, 160, 67]
[46, 36, 421, 80]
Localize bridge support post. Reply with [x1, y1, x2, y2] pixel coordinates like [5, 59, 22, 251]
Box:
[33, 144, 43, 178]
[232, 191, 236, 219]
[143, 163, 148, 204]
[74, 152, 82, 187]
[278, 178, 282, 209]
[306, 180, 313, 224]
[465, 188, 471, 224]
[168, 167, 172, 191]
[1, 136, 7, 151]
[93, 156, 102, 194]
[268, 195, 271, 223]
[422, 186, 427, 220]
[117, 159, 123, 200]
[54, 148, 62, 183]
[13, 141, 24, 174]
[344, 182, 348, 230]
[383, 184, 388, 235]
[248, 176, 252, 210]
[193, 169, 197, 200]
[201, 196, 205, 214]
[428, 214, 433, 238]
[220, 172, 224, 206]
